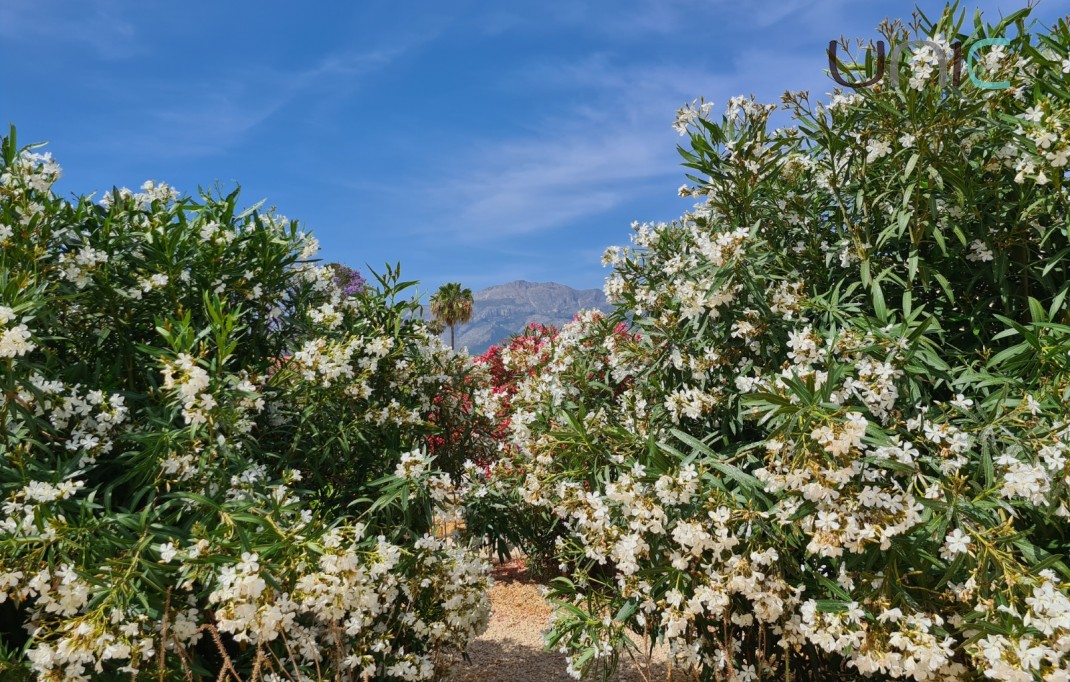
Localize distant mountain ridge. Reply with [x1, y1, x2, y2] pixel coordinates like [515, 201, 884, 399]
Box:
[440, 280, 608, 355]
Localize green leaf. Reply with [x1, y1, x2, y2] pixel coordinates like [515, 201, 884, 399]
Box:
[872, 280, 887, 322]
[904, 152, 920, 177]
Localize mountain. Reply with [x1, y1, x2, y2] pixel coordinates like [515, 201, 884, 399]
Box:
[438, 280, 609, 355]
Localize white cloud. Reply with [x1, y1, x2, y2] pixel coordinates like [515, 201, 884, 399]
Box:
[86, 46, 409, 158]
[0, 0, 141, 59]
[429, 131, 668, 239]
[416, 38, 830, 242]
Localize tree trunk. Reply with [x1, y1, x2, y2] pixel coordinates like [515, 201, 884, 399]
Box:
[450, 324, 455, 350]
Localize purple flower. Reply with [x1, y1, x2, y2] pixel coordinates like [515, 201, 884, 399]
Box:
[331, 266, 366, 296]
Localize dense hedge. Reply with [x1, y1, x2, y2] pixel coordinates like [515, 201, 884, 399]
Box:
[0, 128, 491, 681]
[468, 6, 1070, 680]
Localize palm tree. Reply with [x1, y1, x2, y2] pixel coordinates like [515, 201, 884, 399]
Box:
[429, 282, 473, 350]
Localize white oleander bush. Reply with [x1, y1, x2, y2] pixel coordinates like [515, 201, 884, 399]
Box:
[469, 6, 1070, 680]
[0, 128, 491, 681]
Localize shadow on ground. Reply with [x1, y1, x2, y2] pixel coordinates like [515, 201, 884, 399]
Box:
[447, 635, 680, 682]
[445, 559, 686, 682]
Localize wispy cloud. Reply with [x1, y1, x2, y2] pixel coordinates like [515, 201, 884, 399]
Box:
[0, 0, 141, 59]
[513, 0, 853, 39]
[86, 46, 410, 159]
[352, 0, 1067, 290]
[428, 130, 669, 239]
[416, 39, 827, 243]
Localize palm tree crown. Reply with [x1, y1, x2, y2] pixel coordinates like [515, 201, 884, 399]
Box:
[429, 282, 473, 351]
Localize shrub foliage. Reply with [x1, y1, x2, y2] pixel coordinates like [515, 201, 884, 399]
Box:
[4, 4, 1070, 681]
[0, 129, 491, 681]
[470, 6, 1070, 680]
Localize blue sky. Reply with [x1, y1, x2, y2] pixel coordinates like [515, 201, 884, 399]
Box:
[2, 0, 1065, 299]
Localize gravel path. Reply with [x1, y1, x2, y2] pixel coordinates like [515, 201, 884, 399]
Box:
[447, 560, 682, 682]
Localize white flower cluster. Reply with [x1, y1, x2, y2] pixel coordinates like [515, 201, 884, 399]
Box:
[308, 301, 343, 329]
[905, 35, 955, 91]
[56, 246, 109, 289]
[663, 385, 718, 424]
[0, 150, 62, 193]
[796, 600, 965, 679]
[198, 220, 234, 245]
[994, 419, 1070, 510]
[124, 272, 169, 300]
[3, 377, 129, 471]
[201, 525, 491, 680]
[97, 180, 179, 210]
[969, 572, 1070, 680]
[19, 565, 161, 680]
[0, 304, 35, 357]
[8, 469, 492, 681]
[290, 334, 393, 389]
[866, 138, 893, 163]
[395, 449, 433, 481]
[160, 352, 215, 426]
[673, 97, 713, 135]
[1, 478, 85, 538]
[1014, 99, 1070, 185]
[967, 239, 995, 262]
[133, 180, 179, 209]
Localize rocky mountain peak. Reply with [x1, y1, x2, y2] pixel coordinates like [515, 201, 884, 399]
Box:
[439, 280, 608, 355]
